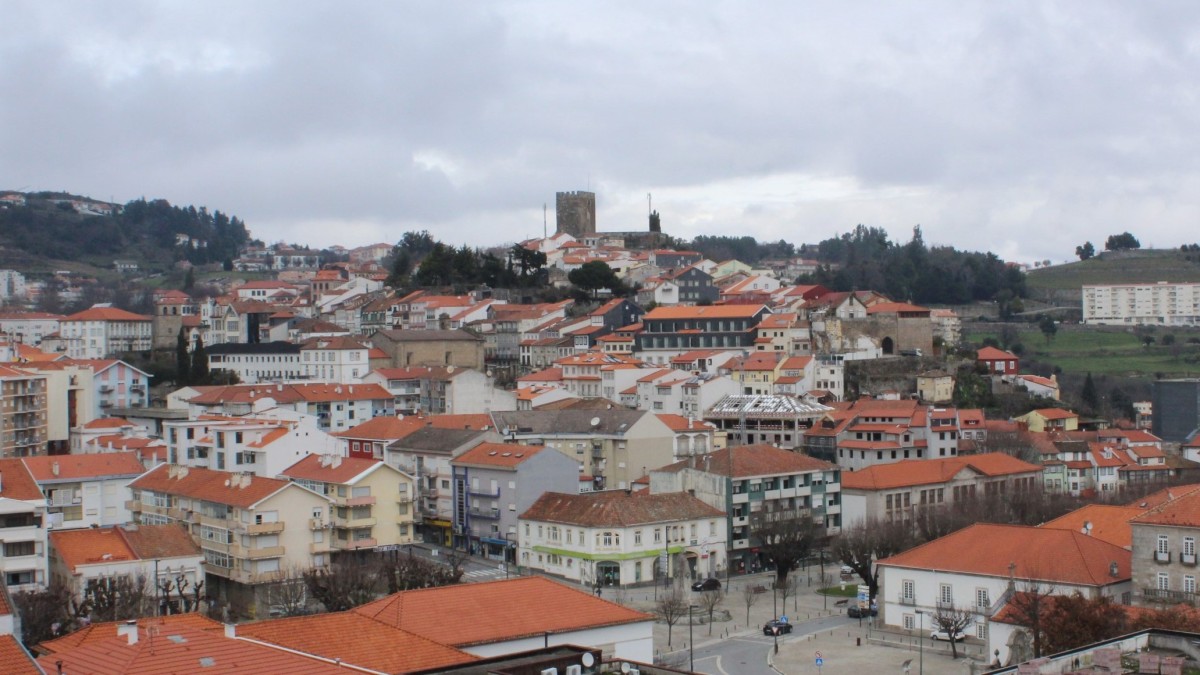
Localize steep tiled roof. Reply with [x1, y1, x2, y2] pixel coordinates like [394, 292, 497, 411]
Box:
[643, 305, 767, 320]
[1127, 483, 1200, 509]
[23, 452, 146, 482]
[976, 346, 1018, 361]
[451, 442, 544, 469]
[239, 613, 477, 673]
[334, 415, 426, 440]
[522, 490, 724, 527]
[878, 523, 1131, 587]
[654, 414, 716, 432]
[1040, 504, 1148, 549]
[129, 465, 292, 508]
[82, 418, 134, 429]
[354, 577, 652, 648]
[0, 635, 39, 675]
[63, 306, 151, 322]
[0, 458, 43, 501]
[1132, 487, 1200, 528]
[121, 523, 200, 560]
[841, 453, 1043, 491]
[36, 625, 351, 674]
[280, 455, 384, 484]
[1031, 407, 1078, 420]
[37, 614, 223, 654]
[50, 527, 138, 572]
[658, 444, 835, 478]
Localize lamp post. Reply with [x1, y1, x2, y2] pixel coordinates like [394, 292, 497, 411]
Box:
[915, 609, 925, 675]
[772, 580, 779, 654]
[503, 531, 514, 579]
[688, 603, 698, 673]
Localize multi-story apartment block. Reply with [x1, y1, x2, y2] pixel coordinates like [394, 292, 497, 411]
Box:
[650, 443, 841, 573]
[280, 454, 416, 556]
[0, 311, 64, 346]
[59, 305, 152, 359]
[69, 359, 151, 418]
[636, 305, 772, 365]
[1083, 281, 1200, 326]
[519, 490, 726, 586]
[300, 336, 371, 382]
[128, 464, 332, 614]
[166, 414, 339, 477]
[0, 365, 48, 457]
[0, 458, 48, 591]
[184, 383, 394, 432]
[205, 342, 304, 384]
[23, 453, 145, 530]
[703, 394, 831, 450]
[450, 442, 579, 563]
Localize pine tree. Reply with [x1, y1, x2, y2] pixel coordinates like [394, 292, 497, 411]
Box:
[182, 268, 195, 291]
[1081, 372, 1099, 414]
[190, 335, 209, 385]
[175, 327, 191, 386]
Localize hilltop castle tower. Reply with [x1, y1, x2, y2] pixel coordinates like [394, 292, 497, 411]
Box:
[555, 191, 596, 238]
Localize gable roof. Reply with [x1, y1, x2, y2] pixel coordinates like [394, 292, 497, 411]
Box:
[0, 458, 43, 501]
[63, 306, 151, 322]
[0, 635, 40, 675]
[129, 465, 296, 509]
[643, 305, 768, 320]
[976, 346, 1018, 361]
[521, 490, 724, 528]
[841, 453, 1043, 491]
[1132, 487, 1200, 528]
[280, 455, 386, 484]
[37, 614, 224, 654]
[450, 442, 545, 469]
[46, 525, 196, 574]
[23, 452, 146, 482]
[1040, 504, 1148, 549]
[657, 443, 835, 478]
[878, 523, 1130, 587]
[352, 577, 652, 648]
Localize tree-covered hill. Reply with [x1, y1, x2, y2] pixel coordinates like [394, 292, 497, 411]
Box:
[0, 192, 250, 271]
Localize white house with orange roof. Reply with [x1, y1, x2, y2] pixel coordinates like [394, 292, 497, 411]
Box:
[556, 351, 640, 399]
[632, 367, 690, 413]
[234, 280, 302, 302]
[59, 305, 152, 359]
[753, 311, 812, 354]
[184, 382, 394, 432]
[0, 310, 64, 346]
[514, 384, 574, 410]
[655, 413, 723, 459]
[362, 365, 515, 415]
[299, 335, 372, 382]
[839, 452, 1045, 527]
[280, 454, 416, 555]
[876, 523, 1131, 664]
[166, 414, 338, 478]
[48, 523, 203, 609]
[24, 452, 147, 530]
[0, 458, 49, 590]
[71, 417, 142, 451]
[1009, 373, 1060, 400]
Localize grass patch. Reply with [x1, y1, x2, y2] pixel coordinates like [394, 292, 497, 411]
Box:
[964, 324, 1200, 377]
[1026, 249, 1200, 292]
[818, 584, 859, 597]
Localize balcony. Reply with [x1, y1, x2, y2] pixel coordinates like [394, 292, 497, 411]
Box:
[310, 541, 331, 554]
[468, 508, 501, 520]
[309, 518, 328, 530]
[125, 499, 142, 511]
[1156, 551, 1172, 564]
[899, 595, 916, 606]
[468, 486, 501, 498]
[1184, 553, 1198, 566]
[336, 495, 376, 507]
[246, 521, 285, 535]
[220, 567, 286, 585]
[338, 538, 378, 550]
[732, 538, 749, 549]
[732, 516, 749, 527]
[247, 546, 286, 560]
[99, 385, 113, 393]
[1142, 588, 1198, 606]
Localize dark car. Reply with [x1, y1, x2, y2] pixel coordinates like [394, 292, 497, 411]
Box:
[847, 603, 878, 618]
[763, 619, 793, 636]
[691, 577, 722, 592]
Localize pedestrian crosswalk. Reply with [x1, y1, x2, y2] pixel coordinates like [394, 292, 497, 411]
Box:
[463, 567, 507, 580]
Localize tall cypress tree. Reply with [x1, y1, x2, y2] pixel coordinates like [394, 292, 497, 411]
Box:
[175, 327, 191, 386]
[1081, 372, 1099, 414]
[190, 335, 209, 385]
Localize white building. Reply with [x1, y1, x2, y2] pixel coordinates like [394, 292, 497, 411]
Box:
[0, 310, 62, 345]
[519, 490, 727, 587]
[23, 453, 146, 530]
[1083, 281, 1200, 326]
[58, 305, 153, 359]
[166, 414, 339, 478]
[0, 458, 48, 591]
[300, 336, 371, 382]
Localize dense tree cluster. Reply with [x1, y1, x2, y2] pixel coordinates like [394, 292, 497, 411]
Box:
[387, 230, 548, 291]
[685, 235, 795, 264]
[0, 194, 248, 265]
[1104, 231, 1141, 251]
[800, 225, 1027, 305]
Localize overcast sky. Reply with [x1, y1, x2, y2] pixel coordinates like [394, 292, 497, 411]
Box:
[4, 2, 1200, 264]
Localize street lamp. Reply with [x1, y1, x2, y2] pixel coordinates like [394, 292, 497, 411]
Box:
[772, 580, 779, 654]
[688, 603, 698, 673]
[915, 609, 925, 675]
[503, 532, 515, 579]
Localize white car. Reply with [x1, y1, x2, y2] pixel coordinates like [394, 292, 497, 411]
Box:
[840, 565, 854, 575]
[930, 629, 966, 642]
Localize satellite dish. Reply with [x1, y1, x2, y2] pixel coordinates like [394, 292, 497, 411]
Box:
[620, 663, 631, 673]
[590, 416, 601, 428]
[581, 653, 595, 667]
[1084, 521, 1093, 534]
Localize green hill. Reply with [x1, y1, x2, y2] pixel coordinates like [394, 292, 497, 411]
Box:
[1026, 249, 1200, 292]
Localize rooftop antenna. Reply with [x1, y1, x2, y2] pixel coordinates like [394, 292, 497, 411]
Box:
[543, 203, 547, 239]
[648, 193, 652, 216]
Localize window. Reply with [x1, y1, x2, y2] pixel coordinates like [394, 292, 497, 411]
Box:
[4, 541, 35, 557]
[1158, 572, 1170, 591]
[634, 530, 642, 546]
[902, 579, 915, 602]
[1186, 537, 1196, 557]
[939, 583, 953, 605]
[903, 614, 915, 630]
[976, 588, 989, 609]
[1187, 576, 1197, 595]
[1158, 535, 1170, 554]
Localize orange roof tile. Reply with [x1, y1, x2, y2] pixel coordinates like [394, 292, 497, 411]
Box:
[522, 490, 725, 528]
[0, 458, 43, 501]
[1127, 484, 1200, 509]
[654, 414, 717, 432]
[238, 612, 477, 673]
[1031, 407, 1078, 420]
[1132, 487, 1200, 528]
[841, 453, 1043, 491]
[82, 418, 134, 429]
[63, 307, 151, 322]
[1040, 504, 1149, 549]
[129, 465, 292, 508]
[658, 443, 835, 478]
[37, 614, 223, 654]
[23, 452, 146, 481]
[976, 346, 1018, 361]
[280, 455, 386, 483]
[451, 442, 544, 469]
[354, 577, 652, 648]
[0, 635, 40, 675]
[643, 305, 768, 320]
[119, 523, 200, 561]
[50, 527, 138, 573]
[878, 523, 1131, 587]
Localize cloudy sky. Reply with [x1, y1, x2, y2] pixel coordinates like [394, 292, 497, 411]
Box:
[4, 2, 1200, 264]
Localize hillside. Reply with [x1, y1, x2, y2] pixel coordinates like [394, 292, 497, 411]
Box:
[0, 192, 251, 275]
[1026, 249, 1200, 292]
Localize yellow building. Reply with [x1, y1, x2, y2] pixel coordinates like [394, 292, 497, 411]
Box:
[1015, 407, 1079, 433]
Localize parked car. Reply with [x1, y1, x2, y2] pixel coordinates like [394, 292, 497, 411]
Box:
[840, 565, 854, 576]
[847, 603, 877, 618]
[930, 628, 966, 642]
[763, 619, 793, 635]
[691, 577, 722, 592]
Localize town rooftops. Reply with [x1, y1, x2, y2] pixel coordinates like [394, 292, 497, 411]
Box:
[129, 465, 295, 509]
[280, 454, 388, 484]
[450, 442, 545, 469]
[522, 490, 724, 528]
[50, 524, 199, 574]
[37, 614, 225, 654]
[643, 305, 768, 320]
[1040, 504, 1149, 549]
[0, 458, 43, 501]
[1132, 487, 1200, 528]
[878, 522, 1131, 587]
[63, 306, 151, 322]
[0, 635, 38, 675]
[841, 452, 1043, 491]
[23, 452, 146, 482]
[657, 443, 836, 478]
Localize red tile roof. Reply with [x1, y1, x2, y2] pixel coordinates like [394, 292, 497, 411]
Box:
[451, 442, 544, 469]
[119, 523, 200, 561]
[879, 523, 1131, 587]
[658, 444, 835, 478]
[1127, 484, 1200, 509]
[655, 414, 717, 432]
[1132, 487, 1200, 528]
[643, 305, 767, 320]
[23, 452, 146, 481]
[63, 306, 151, 322]
[0, 635, 40, 675]
[841, 453, 1043, 490]
[976, 346, 1018, 361]
[354, 577, 652, 648]
[37, 614, 223, 654]
[129, 465, 292, 508]
[521, 490, 725, 527]
[280, 454, 385, 484]
[1040, 504, 1149, 549]
[0, 458, 43, 501]
[50, 527, 140, 573]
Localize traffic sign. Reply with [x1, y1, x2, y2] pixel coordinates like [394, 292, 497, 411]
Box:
[816, 657, 824, 666]
[815, 651, 822, 658]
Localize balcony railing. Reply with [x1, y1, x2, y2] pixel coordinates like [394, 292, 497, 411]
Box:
[1142, 588, 1198, 606]
[899, 595, 916, 606]
[247, 546, 286, 560]
[1183, 553, 1197, 566]
[468, 508, 501, 520]
[1156, 551, 1172, 564]
[468, 487, 501, 498]
[246, 521, 285, 535]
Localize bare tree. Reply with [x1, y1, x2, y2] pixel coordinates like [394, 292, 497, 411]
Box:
[777, 576, 793, 616]
[1006, 575, 1057, 660]
[655, 583, 688, 648]
[930, 604, 975, 659]
[378, 553, 463, 593]
[741, 583, 761, 626]
[82, 574, 153, 623]
[751, 505, 823, 588]
[268, 565, 311, 617]
[832, 517, 912, 600]
[11, 584, 81, 648]
[303, 562, 380, 612]
[696, 588, 725, 635]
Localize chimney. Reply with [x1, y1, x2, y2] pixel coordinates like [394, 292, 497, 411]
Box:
[224, 623, 236, 639]
[117, 619, 138, 645]
[52, 461, 59, 477]
[331, 456, 342, 468]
